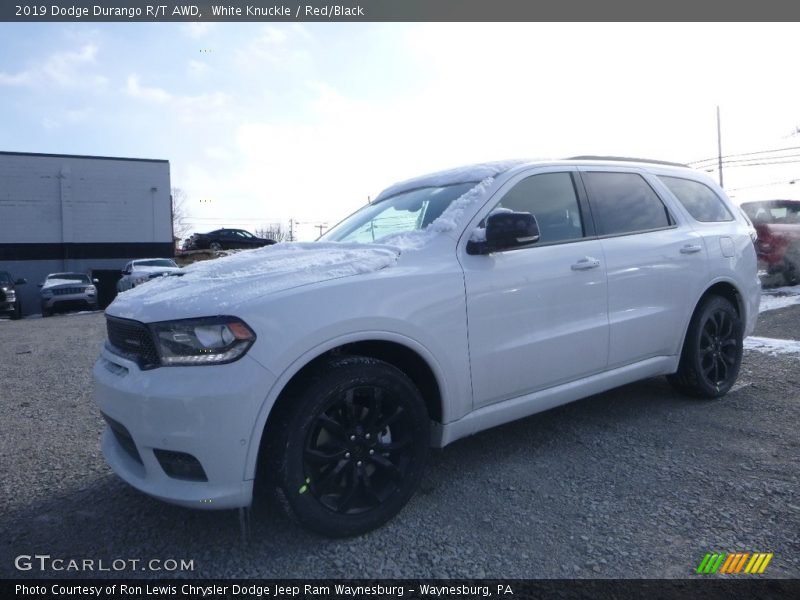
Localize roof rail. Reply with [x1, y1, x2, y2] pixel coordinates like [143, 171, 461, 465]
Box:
[567, 155, 689, 168]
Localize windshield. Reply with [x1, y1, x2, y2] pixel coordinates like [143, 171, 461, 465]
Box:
[321, 182, 478, 243]
[47, 273, 90, 283]
[135, 259, 177, 268]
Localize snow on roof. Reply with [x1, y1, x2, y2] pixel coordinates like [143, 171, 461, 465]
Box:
[110, 242, 401, 318]
[373, 160, 527, 203]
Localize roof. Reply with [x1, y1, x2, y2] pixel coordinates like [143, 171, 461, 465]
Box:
[0, 150, 169, 164]
[373, 156, 693, 203]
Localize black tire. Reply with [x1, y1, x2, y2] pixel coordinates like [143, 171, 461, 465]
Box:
[41, 307, 51, 318]
[272, 356, 429, 537]
[10, 301, 22, 320]
[209, 242, 222, 252]
[668, 295, 743, 398]
[781, 247, 800, 286]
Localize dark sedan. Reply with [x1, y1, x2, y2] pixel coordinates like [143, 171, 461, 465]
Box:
[184, 228, 276, 251]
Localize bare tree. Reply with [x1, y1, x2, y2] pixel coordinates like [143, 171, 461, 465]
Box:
[171, 187, 192, 241]
[255, 223, 291, 242]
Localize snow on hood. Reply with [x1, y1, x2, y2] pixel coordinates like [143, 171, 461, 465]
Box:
[42, 278, 89, 289]
[108, 242, 400, 320]
[129, 265, 182, 274]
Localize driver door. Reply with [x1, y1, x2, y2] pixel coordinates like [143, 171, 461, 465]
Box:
[460, 168, 609, 409]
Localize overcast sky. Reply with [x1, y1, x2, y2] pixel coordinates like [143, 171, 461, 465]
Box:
[1, 22, 799, 240]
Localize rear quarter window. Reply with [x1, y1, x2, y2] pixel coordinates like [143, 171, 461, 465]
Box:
[658, 176, 733, 222]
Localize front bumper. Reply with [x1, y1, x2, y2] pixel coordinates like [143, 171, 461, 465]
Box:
[41, 292, 96, 311]
[93, 345, 276, 509]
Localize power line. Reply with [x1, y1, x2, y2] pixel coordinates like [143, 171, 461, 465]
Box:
[688, 145, 800, 167]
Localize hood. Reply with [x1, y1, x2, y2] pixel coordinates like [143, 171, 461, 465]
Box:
[42, 279, 90, 290]
[107, 242, 401, 322]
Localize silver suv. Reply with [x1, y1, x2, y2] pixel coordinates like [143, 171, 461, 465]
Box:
[40, 272, 98, 317]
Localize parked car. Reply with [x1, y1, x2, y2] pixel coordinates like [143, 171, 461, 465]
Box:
[0, 271, 27, 319]
[740, 200, 800, 285]
[185, 228, 276, 251]
[94, 158, 759, 537]
[39, 272, 98, 317]
[117, 259, 181, 293]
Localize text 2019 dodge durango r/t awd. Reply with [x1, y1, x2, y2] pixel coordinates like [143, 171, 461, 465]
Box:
[94, 158, 760, 536]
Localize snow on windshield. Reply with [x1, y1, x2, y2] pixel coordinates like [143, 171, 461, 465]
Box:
[110, 242, 400, 317]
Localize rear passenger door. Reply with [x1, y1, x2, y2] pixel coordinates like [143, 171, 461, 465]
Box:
[579, 168, 708, 368]
[461, 168, 609, 409]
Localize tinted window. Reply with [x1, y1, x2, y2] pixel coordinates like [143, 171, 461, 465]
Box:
[658, 176, 733, 222]
[492, 172, 584, 244]
[584, 172, 671, 235]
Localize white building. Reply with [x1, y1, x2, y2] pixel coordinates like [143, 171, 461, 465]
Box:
[0, 151, 172, 315]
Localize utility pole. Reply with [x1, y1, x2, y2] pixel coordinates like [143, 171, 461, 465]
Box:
[315, 223, 327, 237]
[289, 218, 294, 242]
[717, 105, 724, 188]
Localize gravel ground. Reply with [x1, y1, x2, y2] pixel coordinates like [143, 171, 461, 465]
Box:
[0, 304, 798, 579]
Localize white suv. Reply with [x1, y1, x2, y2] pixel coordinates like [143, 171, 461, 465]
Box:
[94, 158, 760, 536]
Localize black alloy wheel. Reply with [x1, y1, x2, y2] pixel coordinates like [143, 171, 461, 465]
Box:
[273, 356, 429, 537]
[668, 295, 743, 398]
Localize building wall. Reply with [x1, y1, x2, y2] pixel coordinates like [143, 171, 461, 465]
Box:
[0, 152, 173, 315]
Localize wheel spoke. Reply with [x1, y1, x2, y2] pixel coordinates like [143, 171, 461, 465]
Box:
[312, 458, 350, 492]
[369, 453, 403, 482]
[375, 406, 404, 431]
[336, 466, 360, 513]
[318, 414, 347, 439]
[364, 388, 383, 430]
[716, 357, 728, 382]
[304, 446, 347, 465]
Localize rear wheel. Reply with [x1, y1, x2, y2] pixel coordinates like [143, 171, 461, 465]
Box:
[781, 246, 800, 286]
[273, 356, 429, 537]
[668, 295, 743, 398]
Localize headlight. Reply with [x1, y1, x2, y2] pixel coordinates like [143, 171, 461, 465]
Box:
[150, 316, 256, 366]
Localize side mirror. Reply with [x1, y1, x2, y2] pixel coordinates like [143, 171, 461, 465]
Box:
[467, 211, 540, 255]
[14, 278, 27, 285]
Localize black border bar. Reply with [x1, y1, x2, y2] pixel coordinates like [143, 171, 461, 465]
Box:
[3, 579, 800, 600]
[3, 1, 800, 22]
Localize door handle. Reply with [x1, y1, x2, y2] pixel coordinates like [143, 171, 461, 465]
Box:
[680, 244, 703, 254]
[571, 257, 601, 271]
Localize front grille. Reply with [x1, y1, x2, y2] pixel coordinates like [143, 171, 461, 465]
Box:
[106, 316, 160, 369]
[52, 287, 85, 295]
[102, 413, 143, 465]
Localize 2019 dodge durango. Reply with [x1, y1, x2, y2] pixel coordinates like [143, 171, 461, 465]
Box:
[94, 158, 760, 537]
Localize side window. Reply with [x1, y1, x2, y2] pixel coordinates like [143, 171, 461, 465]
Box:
[493, 172, 584, 244]
[583, 172, 672, 236]
[658, 176, 733, 222]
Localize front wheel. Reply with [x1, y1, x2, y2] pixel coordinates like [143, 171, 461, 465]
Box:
[668, 295, 743, 398]
[273, 356, 429, 537]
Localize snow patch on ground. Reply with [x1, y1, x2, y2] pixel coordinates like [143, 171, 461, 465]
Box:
[759, 285, 800, 313]
[110, 242, 400, 317]
[744, 336, 800, 356]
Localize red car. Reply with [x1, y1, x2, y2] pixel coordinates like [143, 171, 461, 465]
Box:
[740, 200, 800, 285]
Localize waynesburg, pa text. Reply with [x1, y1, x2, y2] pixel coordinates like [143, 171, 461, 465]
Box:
[16, 584, 515, 598]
